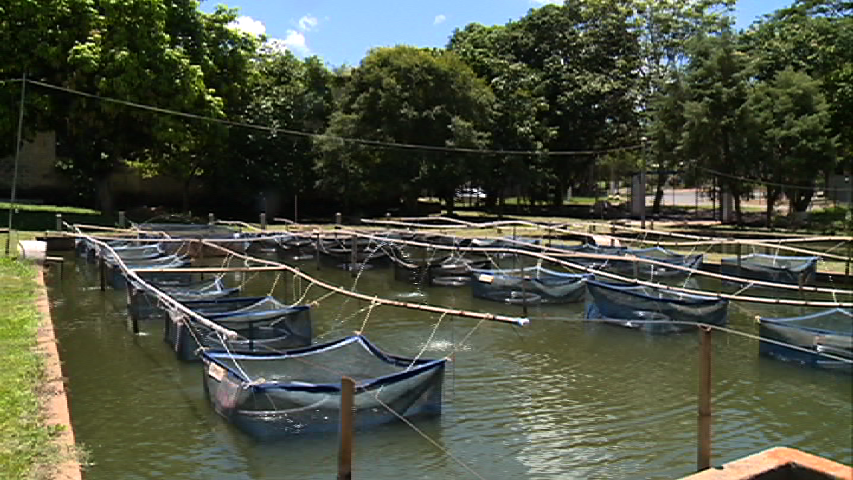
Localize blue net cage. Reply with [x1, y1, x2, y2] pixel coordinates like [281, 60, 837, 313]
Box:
[758, 308, 852, 370]
[470, 265, 590, 304]
[165, 297, 312, 361]
[201, 335, 446, 439]
[585, 280, 729, 334]
[720, 253, 818, 285]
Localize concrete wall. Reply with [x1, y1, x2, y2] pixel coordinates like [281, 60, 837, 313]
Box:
[1, 131, 193, 206]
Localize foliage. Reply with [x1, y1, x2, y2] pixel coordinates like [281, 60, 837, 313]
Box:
[316, 46, 493, 212]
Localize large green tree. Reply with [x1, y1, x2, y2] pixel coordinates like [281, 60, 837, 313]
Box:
[748, 69, 836, 224]
[681, 31, 756, 224]
[316, 46, 494, 213]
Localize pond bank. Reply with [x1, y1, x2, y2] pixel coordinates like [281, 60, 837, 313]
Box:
[0, 256, 81, 480]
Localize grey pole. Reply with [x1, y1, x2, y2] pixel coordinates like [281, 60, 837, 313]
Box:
[5, 73, 26, 256]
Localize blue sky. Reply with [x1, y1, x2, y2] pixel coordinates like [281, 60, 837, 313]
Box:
[202, 0, 791, 67]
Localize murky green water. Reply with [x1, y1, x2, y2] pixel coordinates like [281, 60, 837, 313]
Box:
[47, 250, 851, 480]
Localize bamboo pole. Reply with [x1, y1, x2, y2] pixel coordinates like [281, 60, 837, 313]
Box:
[336, 229, 853, 299]
[338, 376, 355, 480]
[80, 235, 241, 339]
[697, 327, 712, 472]
[200, 240, 530, 326]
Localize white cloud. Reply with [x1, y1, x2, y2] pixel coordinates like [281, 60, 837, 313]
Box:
[298, 14, 319, 31]
[434, 14, 446, 25]
[282, 30, 310, 56]
[530, 0, 563, 5]
[228, 16, 266, 37]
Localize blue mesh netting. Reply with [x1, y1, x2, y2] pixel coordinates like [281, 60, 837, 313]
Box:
[202, 336, 445, 439]
[758, 308, 852, 370]
[165, 297, 312, 361]
[585, 280, 728, 334]
[470, 265, 590, 304]
[720, 253, 818, 285]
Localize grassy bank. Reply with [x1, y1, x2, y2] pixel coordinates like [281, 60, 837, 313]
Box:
[0, 258, 59, 479]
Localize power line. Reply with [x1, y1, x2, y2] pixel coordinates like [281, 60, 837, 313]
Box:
[26, 79, 643, 157]
[701, 166, 852, 192]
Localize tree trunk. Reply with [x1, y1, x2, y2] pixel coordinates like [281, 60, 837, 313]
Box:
[444, 194, 455, 215]
[182, 177, 192, 214]
[96, 177, 115, 216]
[733, 189, 743, 226]
[652, 172, 667, 215]
[765, 187, 778, 229]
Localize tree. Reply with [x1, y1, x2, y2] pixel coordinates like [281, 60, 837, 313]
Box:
[681, 31, 756, 224]
[316, 46, 494, 214]
[448, 23, 553, 213]
[749, 69, 836, 225]
[633, 0, 735, 213]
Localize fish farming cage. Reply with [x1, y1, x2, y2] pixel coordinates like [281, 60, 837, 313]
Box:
[128, 275, 240, 319]
[317, 236, 390, 268]
[165, 297, 312, 361]
[622, 247, 704, 279]
[584, 280, 729, 334]
[201, 336, 446, 439]
[389, 249, 490, 288]
[720, 254, 819, 286]
[107, 254, 192, 289]
[758, 308, 852, 370]
[470, 265, 590, 304]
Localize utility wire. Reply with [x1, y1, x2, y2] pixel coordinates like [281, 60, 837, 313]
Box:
[26, 78, 643, 157]
[700, 166, 852, 192]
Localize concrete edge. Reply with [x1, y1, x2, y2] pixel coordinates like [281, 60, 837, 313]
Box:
[680, 447, 853, 480]
[34, 265, 83, 480]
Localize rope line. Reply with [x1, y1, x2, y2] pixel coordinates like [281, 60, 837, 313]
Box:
[27, 79, 642, 157]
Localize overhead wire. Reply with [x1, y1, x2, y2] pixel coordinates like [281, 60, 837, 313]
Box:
[26, 78, 642, 157]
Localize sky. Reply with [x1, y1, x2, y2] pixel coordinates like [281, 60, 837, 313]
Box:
[201, 0, 792, 67]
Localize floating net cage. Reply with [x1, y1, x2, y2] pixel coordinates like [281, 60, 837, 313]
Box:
[165, 296, 312, 361]
[758, 308, 852, 370]
[273, 234, 317, 260]
[584, 280, 729, 334]
[720, 254, 818, 286]
[389, 246, 490, 287]
[128, 276, 239, 319]
[622, 247, 704, 279]
[557, 244, 626, 270]
[201, 335, 446, 439]
[471, 265, 590, 304]
[318, 237, 389, 269]
[107, 254, 192, 289]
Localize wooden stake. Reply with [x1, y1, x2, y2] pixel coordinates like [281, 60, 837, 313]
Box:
[99, 255, 106, 291]
[697, 327, 712, 472]
[735, 241, 742, 277]
[338, 376, 355, 480]
[350, 234, 357, 278]
[260, 213, 267, 230]
[56, 213, 62, 232]
[127, 284, 140, 334]
[316, 231, 321, 271]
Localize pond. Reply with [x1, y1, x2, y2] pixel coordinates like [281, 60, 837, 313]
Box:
[47, 249, 851, 480]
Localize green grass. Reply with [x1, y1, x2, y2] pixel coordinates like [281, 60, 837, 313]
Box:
[0, 258, 60, 479]
[1, 202, 112, 232]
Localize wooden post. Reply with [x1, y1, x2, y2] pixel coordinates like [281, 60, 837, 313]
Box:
[128, 285, 140, 334]
[697, 327, 712, 472]
[512, 225, 516, 240]
[118, 211, 126, 228]
[350, 234, 357, 278]
[56, 213, 62, 232]
[335, 212, 342, 229]
[99, 255, 106, 291]
[316, 231, 321, 271]
[293, 194, 298, 224]
[735, 241, 742, 276]
[260, 213, 267, 230]
[208, 213, 215, 226]
[338, 376, 355, 480]
[521, 276, 528, 317]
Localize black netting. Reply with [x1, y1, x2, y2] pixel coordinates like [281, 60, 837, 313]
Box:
[471, 265, 589, 304]
[165, 299, 312, 361]
[202, 336, 445, 438]
[585, 280, 728, 333]
[721, 254, 818, 285]
[758, 309, 852, 369]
